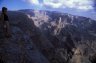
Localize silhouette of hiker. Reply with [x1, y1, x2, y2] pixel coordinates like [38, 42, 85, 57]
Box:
[0, 7, 11, 38]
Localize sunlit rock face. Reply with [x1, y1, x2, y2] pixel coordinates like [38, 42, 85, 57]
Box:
[20, 9, 96, 63]
[0, 10, 96, 63]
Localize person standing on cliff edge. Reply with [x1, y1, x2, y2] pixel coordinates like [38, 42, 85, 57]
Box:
[0, 7, 11, 38]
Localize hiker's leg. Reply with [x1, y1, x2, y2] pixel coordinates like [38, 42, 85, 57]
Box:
[5, 21, 11, 37]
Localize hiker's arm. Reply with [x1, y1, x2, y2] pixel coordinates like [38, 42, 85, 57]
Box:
[0, 14, 4, 24]
[0, 14, 4, 23]
[1, 14, 4, 21]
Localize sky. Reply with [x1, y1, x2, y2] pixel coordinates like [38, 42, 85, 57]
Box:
[0, 0, 94, 10]
[0, 0, 96, 20]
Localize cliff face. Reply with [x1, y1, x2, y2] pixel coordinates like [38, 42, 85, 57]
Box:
[0, 11, 51, 63]
[0, 10, 96, 63]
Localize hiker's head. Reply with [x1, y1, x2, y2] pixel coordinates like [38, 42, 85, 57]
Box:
[2, 7, 7, 14]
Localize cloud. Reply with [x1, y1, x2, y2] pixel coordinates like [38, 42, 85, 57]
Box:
[29, 0, 39, 5]
[23, 0, 40, 5]
[43, 1, 62, 8]
[43, 0, 93, 10]
[22, 0, 94, 11]
[65, 0, 93, 10]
